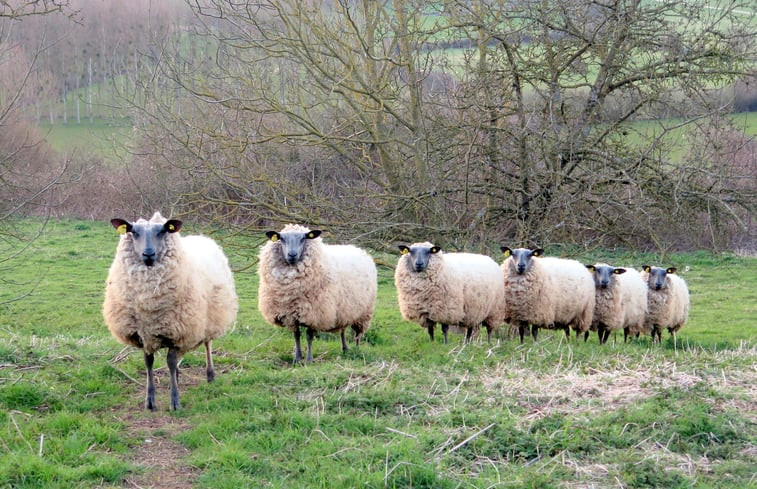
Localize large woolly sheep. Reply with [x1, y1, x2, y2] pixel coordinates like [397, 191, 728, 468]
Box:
[500, 247, 594, 343]
[640, 265, 690, 343]
[585, 264, 648, 344]
[258, 224, 377, 363]
[103, 212, 238, 411]
[394, 242, 506, 344]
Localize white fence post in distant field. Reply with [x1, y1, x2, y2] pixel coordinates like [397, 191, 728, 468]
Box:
[88, 57, 93, 124]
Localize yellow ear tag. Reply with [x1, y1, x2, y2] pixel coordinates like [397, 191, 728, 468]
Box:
[117, 224, 127, 235]
[307, 232, 315, 238]
[167, 224, 175, 232]
[270, 235, 278, 242]
[401, 248, 409, 255]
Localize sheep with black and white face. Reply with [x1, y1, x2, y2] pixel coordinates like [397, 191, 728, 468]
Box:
[640, 265, 690, 343]
[258, 224, 377, 363]
[103, 212, 238, 410]
[394, 242, 506, 344]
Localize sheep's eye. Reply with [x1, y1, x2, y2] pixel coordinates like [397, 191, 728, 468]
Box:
[132, 232, 140, 239]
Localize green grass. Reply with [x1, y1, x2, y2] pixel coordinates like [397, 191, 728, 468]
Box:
[36, 118, 132, 164]
[0, 218, 755, 488]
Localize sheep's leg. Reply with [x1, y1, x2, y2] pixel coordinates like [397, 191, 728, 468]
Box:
[531, 324, 538, 342]
[205, 340, 215, 382]
[293, 327, 304, 363]
[305, 328, 316, 363]
[340, 330, 349, 352]
[485, 324, 493, 343]
[583, 331, 590, 342]
[601, 329, 611, 344]
[464, 326, 473, 343]
[144, 352, 156, 411]
[442, 324, 450, 344]
[518, 320, 528, 344]
[623, 327, 629, 343]
[425, 319, 435, 342]
[167, 348, 181, 411]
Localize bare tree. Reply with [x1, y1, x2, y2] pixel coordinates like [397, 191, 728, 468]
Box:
[128, 0, 755, 251]
[0, 0, 75, 303]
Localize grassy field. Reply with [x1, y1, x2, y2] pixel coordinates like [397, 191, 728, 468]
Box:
[0, 219, 755, 488]
[37, 118, 132, 164]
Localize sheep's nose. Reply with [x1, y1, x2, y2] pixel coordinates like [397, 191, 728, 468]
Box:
[142, 248, 156, 266]
[600, 280, 609, 288]
[517, 265, 525, 274]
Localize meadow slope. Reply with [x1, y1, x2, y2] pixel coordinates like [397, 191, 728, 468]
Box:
[0, 219, 755, 488]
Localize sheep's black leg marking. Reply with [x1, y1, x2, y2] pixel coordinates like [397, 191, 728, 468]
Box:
[340, 330, 349, 352]
[144, 352, 156, 411]
[563, 325, 570, 340]
[293, 327, 303, 363]
[442, 324, 450, 344]
[531, 324, 538, 341]
[464, 326, 473, 343]
[652, 325, 662, 343]
[584, 330, 590, 342]
[518, 320, 527, 344]
[427, 323, 435, 342]
[351, 324, 361, 348]
[205, 340, 215, 382]
[305, 328, 316, 363]
[623, 327, 629, 343]
[167, 348, 181, 411]
[485, 324, 493, 343]
[601, 329, 610, 344]
[597, 324, 606, 344]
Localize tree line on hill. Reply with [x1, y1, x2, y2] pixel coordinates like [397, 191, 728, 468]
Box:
[1, 0, 755, 259]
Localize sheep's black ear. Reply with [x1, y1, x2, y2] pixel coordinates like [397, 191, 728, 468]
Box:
[164, 220, 182, 233]
[430, 246, 441, 254]
[613, 268, 627, 275]
[501, 246, 512, 257]
[111, 219, 132, 235]
[306, 230, 322, 239]
[642, 265, 651, 272]
[666, 267, 677, 274]
[586, 264, 595, 272]
[266, 231, 280, 242]
[532, 248, 545, 257]
[398, 245, 410, 255]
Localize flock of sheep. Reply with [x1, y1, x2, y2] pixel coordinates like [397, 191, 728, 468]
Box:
[102, 213, 690, 410]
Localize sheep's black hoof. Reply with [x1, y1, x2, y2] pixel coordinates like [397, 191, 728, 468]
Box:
[207, 368, 215, 383]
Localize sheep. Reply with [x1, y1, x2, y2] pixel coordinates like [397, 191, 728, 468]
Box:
[258, 224, 377, 363]
[585, 263, 648, 344]
[103, 212, 238, 411]
[640, 265, 690, 343]
[500, 247, 594, 343]
[394, 242, 506, 344]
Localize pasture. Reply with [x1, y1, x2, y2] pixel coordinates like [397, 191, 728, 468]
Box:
[0, 218, 755, 488]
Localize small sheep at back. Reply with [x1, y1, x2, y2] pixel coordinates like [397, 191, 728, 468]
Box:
[640, 265, 690, 343]
[586, 263, 648, 344]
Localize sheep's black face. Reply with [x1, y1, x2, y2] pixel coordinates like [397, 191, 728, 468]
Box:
[502, 247, 544, 275]
[267, 229, 322, 266]
[587, 264, 626, 289]
[643, 266, 675, 291]
[398, 244, 441, 273]
[111, 218, 182, 267]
